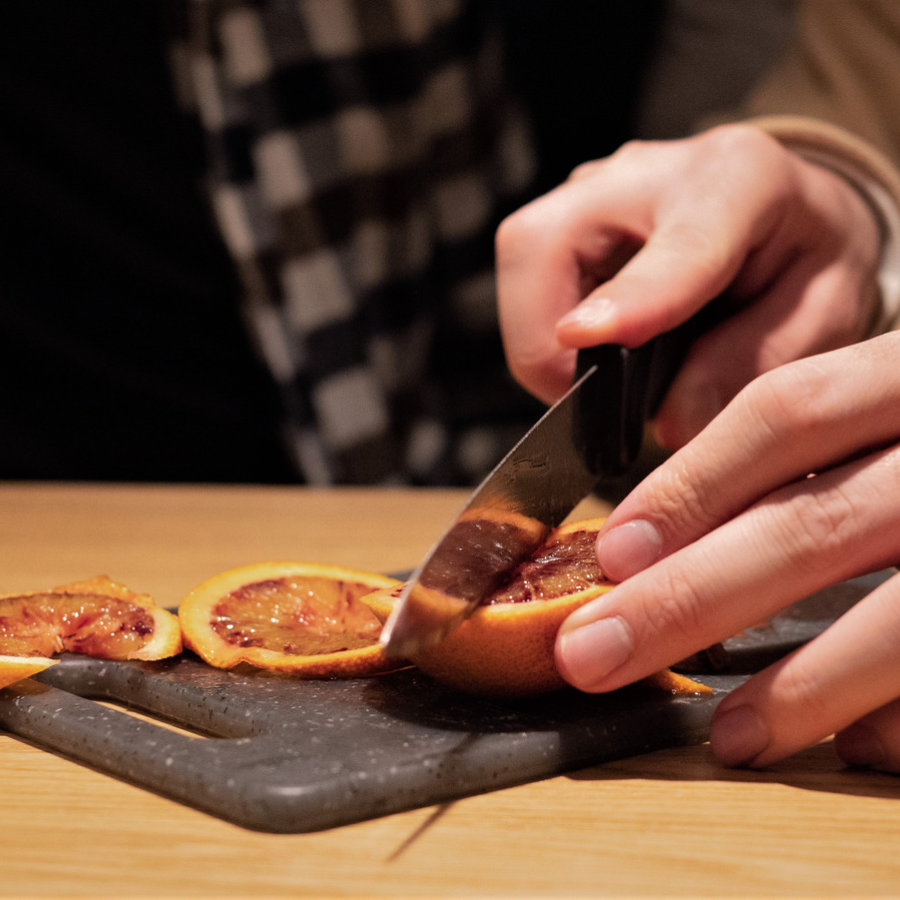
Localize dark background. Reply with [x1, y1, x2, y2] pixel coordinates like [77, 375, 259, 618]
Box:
[0, 1, 673, 482]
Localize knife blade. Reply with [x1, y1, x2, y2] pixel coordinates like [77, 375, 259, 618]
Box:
[380, 320, 703, 659]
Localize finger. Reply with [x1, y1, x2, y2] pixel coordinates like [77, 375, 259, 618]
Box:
[496, 150, 668, 402]
[554, 126, 796, 349]
[495, 186, 600, 403]
[710, 570, 900, 769]
[556, 440, 900, 695]
[835, 695, 900, 772]
[496, 126, 789, 403]
[597, 333, 900, 583]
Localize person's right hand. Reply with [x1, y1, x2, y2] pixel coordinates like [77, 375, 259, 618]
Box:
[495, 124, 883, 450]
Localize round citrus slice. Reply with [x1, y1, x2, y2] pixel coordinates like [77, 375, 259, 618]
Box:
[178, 561, 404, 677]
[0, 575, 182, 663]
[364, 517, 710, 698]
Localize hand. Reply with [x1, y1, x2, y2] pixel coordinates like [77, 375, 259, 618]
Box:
[553, 331, 900, 771]
[495, 124, 881, 448]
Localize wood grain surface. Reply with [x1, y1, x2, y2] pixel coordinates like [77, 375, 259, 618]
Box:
[1, 482, 899, 899]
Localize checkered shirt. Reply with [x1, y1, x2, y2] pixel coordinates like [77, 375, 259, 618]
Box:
[167, 0, 542, 485]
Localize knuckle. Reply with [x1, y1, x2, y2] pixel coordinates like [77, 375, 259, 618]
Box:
[657, 482, 718, 544]
[604, 138, 666, 173]
[639, 453, 730, 547]
[568, 158, 605, 181]
[759, 479, 866, 582]
[610, 138, 649, 160]
[495, 207, 533, 258]
[771, 656, 833, 727]
[639, 560, 710, 650]
[657, 220, 727, 277]
[739, 358, 835, 444]
[697, 123, 783, 166]
[495, 196, 556, 261]
[568, 140, 661, 181]
[769, 483, 861, 576]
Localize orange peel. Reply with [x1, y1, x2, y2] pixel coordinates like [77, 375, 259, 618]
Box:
[0, 575, 181, 663]
[364, 518, 711, 698]
[178, 561, 404, 677]
[0, 655, 58, 690]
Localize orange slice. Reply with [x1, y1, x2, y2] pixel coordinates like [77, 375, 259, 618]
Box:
[0, 655, 58, 690]
[0, 575, 182, 665]
[178, 561, 404, 677]
[364, 518, 710, 698]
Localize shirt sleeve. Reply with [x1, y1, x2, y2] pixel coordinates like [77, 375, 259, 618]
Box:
[752, 114, 900, 335]
[730, 0, 900, 333]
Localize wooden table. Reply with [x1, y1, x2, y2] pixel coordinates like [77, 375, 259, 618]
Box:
[2, 482, 900, 898]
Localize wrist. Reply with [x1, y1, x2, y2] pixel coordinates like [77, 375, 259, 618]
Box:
[751, 115, 900, 335]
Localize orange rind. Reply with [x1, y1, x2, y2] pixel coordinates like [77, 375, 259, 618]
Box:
[0, 655, 58, 690]
[364, 518, 711, 698]
[0, 575, 181, 663]
[178, 561, 405, 677]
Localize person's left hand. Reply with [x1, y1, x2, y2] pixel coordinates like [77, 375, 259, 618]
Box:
[553, 332, 900, 771]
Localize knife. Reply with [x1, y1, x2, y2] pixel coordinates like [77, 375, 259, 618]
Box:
[380, 319, 703, 659]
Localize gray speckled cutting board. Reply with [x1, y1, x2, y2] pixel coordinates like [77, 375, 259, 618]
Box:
[0, 572, 888, 833]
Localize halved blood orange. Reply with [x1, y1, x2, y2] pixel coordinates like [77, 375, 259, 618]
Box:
[0, 575, 182, 683]
[364, 518, 710, 698]
[178, 561, 404, 677]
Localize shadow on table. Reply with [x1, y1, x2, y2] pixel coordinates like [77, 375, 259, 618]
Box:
[565, 739, 900, 802]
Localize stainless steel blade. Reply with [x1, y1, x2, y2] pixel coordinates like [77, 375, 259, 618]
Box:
[380, 363, 605, 658]
[380, 305, 723, 658]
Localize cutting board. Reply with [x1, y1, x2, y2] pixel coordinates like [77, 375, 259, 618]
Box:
[0, 572, 888, 833]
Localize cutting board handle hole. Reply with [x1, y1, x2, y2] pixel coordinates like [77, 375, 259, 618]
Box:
[96, 700, 215, 740]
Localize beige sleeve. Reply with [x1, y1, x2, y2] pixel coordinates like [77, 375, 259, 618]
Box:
[752, 115, 900, 334]
[743, 0, 900, 172]
[735, 1, 900, 332]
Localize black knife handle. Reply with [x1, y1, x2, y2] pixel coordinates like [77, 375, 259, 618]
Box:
[574, 344, 643, 476]
[574, 309, 714, 477]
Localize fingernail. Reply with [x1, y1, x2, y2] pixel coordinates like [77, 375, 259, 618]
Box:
[597, 520, 663, 581]
[556, 616, 633, 691]
[557, 296, 617, 332]
[710, 704, 769, 767]
[835, 723, 885, 768]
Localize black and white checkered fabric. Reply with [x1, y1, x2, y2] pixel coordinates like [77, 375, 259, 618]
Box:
[168, 0, 542, 485]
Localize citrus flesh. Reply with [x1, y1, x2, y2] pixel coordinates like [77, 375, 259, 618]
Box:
[178, 561, 404, 677]
[0, 575, 181, 684]
[365, 517, 710, 698]
[486, 519, 606, 604]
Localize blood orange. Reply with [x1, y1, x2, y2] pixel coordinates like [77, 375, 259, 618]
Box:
[364, 518, 710, 698]
[0, 575, 181, 688]
[178, 561, 405, 677]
